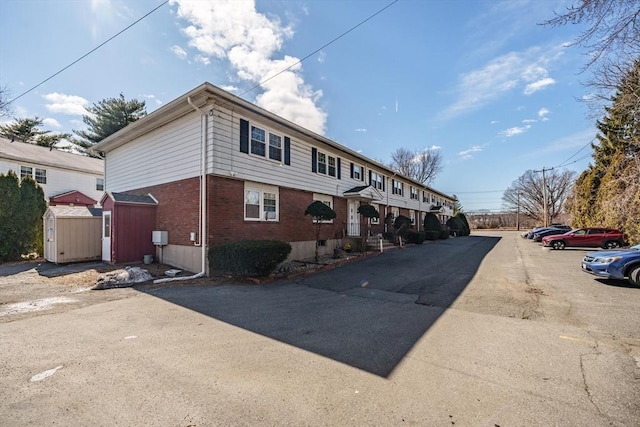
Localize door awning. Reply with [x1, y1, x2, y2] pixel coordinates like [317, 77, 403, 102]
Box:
[343, 185, 383, 202]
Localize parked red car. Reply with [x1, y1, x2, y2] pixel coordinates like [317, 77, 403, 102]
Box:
[541, 228, 628, 250]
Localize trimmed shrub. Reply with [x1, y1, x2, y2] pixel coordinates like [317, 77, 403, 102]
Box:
[439, 228, 450, 239]
[423, 213, 442, 232]
[446, 217, 464, 236]
[209, 240, 292, 277]
[425, 231, 441, 241]
[456, 213, 471, 236]
[406, 231, 426, 244]
[394, 214, 412, 230]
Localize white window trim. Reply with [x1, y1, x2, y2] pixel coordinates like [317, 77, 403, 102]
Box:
[313, 193, 334, 223]
[370, 171, 384, 190]
[244, 182, 279, 222]
[250, 123, 283, 163]
[316, 150, 337, 178]
[353, 164, 362, 180]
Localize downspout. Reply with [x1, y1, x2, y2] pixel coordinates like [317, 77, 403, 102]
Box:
[154, 96, 208, 283]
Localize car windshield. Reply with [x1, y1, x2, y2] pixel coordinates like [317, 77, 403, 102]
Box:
[630, 244, 640, 250]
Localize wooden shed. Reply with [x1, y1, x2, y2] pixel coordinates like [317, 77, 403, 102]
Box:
[100, 192, 158, 264]
[43, 206, 102, 264]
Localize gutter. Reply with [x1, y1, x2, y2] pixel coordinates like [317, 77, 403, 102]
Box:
[154, 96, 208, 283]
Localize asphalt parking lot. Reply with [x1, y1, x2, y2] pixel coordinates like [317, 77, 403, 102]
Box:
[1, 230, 639, 426]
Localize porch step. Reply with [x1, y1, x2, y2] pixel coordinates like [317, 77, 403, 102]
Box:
[365, 236, 397, 252]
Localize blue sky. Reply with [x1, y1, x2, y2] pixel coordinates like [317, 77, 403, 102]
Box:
[0, 0, 596, 211]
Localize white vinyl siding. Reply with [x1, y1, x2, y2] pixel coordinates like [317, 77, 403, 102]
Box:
[107, 112, 201, 192]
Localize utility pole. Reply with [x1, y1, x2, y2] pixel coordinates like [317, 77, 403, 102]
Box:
[516, 190, 520, 231]
[534, 167, 553, 227]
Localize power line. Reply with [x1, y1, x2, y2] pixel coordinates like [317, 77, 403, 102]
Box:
[6, 1, 170, 106]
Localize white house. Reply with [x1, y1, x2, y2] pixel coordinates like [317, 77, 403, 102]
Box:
[92, 82, 456, 273]
[0, 137, 104, 203]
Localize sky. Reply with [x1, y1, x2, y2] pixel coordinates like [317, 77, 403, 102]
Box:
[0, 0, 598, 212]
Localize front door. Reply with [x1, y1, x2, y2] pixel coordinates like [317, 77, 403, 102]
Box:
[348, 201, 360, 236]
[102, 211, 111, 262]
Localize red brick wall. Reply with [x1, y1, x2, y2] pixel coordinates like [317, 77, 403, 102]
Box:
[126, 175, 351, 248]
[207, 176, 347, 245]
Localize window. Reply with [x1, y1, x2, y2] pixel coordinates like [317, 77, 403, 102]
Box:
[351, 163, 362, 180]
[410, 210, 416, 224]
[328, 156, 336, 177]
[370, 203, 380, 224]
[391, 207, 399, 219]
[250, 126, 266, 156]
[20, 166, 32, 180]
[393, 180, 403, 196]
[244, 182, 279, 221]
[370, 171, 384, 190]
[96, 178, 104, 191]
[269, 133, 282, 161]
[313, 193, 334, 223]
[35, 168, 46, 184]
[318, 152, 327, 174]
[410, 186, 418, 200]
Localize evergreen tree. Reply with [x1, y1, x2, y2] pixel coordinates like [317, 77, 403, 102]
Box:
[0, 172, 22, 262]
[0, 117, 71, 150]
[74, 93, 146, 153]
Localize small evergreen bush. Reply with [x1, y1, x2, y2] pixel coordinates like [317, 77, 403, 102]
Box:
[425, 231, 441, 241]
[406, 231, 426, 244]
[423, 213, 442, 232]
[209, 240, 292, 277]
[456, 213, 471, 236]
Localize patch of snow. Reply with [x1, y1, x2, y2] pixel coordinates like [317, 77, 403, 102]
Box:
[30, 365, 63, 382]
[93, 266, 153, 290]
[0, 297, 78, 317]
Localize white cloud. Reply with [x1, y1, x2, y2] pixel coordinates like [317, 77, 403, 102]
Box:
[538, 107, 549, 118]
[43, 93, 90, 116]
[490, 120, 499, 124]
[439, 44, 563, 120]
[499, 125, 531, 137]
[171, 0, 326, 134]
[43, 118, 62, 129]
[355, 128, 367, 132]
[220, 85, 240, 93]
[142, 94, 162, 106]
[195, 54, 210, 65]
[171, 45, 187, 59]
[524, 77, 556, 95]
[317, 51, 326, 64]
[458, 145, 483, 159]
[428, 145, 441, 150]
[522, 119, 537, 123]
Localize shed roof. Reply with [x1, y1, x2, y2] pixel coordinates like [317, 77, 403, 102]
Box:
[45, 206, 102, 218]
[102, 192, 158, 205]
[0, 138, 103, 175]
[50, 190, 98, 206]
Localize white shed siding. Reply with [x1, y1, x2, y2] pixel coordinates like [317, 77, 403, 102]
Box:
[106, 112, 202, 192]
[0, 158, 103, 201]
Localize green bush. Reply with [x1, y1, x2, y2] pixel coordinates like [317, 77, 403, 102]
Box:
[406, 231, 426, 244]
[208, 240, 292, 277]
[425, 231, 441, 241]
[439, 228, 449, 239]
[455, 213, 471, 236]
[446, 217, 464, 235]
[423, 213, 441, 232]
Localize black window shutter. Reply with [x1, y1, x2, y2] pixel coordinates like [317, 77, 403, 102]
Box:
[350, 163, 354, 179]
[392, 179, 395, 193]
[311, 148, 317, 172]
[337, 158, 341, 179]
[368, 170, 372, 186]
[382, 176, 385, 191]
[284, 137, 291, 165]
[362, 168, 365, 181]
[240, 119, 249, 154]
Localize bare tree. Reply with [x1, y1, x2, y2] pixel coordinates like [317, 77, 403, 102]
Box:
[0, 84, 11, 119]
[502, 169, 576, 224]
[543, 0, 640, 115]
[389, 147, 443, 185]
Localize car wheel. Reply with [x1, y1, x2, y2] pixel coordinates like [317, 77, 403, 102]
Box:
[604, 240, 621, 249]
[552, 240, 565, 250]
[629, 265, 640, 286]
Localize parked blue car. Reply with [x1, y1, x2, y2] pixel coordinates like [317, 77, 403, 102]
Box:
[581, 244, 640, 286]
